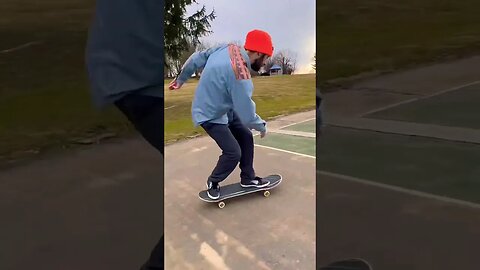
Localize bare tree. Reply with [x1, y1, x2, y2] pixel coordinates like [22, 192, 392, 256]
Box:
[165, 38, 197, 78]
[270, 49, 297, 75]
[290, 58, 297, 75]
[190, 41, 211, 78]
[264, 56, 275, 73]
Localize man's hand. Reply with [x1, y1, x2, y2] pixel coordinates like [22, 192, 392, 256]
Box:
[168, 79, 183, 90]
[260, 122, 267, 138]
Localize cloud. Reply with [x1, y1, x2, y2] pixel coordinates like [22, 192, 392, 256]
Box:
[187, 0, 315, 73]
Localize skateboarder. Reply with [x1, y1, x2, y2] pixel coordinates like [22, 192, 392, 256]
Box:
[85, 0, 163, 269]
[169, 29, 274, 199]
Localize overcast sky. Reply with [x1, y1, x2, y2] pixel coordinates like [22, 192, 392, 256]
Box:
[186, 0, 316, 74]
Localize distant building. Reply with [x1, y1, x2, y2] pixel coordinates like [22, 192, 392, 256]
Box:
[269, 64, 282, 76]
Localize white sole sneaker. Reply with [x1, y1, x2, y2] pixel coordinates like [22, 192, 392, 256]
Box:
[206, 182, 220, 199]
[240, 181, 270, 188]
[207, 192, 220, 200]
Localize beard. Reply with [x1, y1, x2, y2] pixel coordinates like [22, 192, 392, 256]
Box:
[250, 55, 267, 72]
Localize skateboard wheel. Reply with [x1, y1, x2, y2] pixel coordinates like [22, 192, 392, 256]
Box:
[218, 201, 226, 208]
[263, 191, 270, 197]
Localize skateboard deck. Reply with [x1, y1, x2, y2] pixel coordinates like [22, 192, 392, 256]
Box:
[319, 258, 372, 270]
[199, 174, 282, 208]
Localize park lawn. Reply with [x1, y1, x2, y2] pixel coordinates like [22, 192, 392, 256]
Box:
[165, 74, 316, 143]
[318, 0, 480, 84]
[3, 0, 480, 164]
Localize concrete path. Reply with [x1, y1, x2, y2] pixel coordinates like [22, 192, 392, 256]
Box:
[0, 139, 163, 270]
[322, 56, 480, 118]
[317, 172, 480, 270]
[326, 116, 480, 144]
[164, 112, 316, 270]
[318, 55, 480, 269]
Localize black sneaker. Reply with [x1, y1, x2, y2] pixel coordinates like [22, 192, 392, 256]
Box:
[240, 176, 270, 188]
[206, 180, 220, 199]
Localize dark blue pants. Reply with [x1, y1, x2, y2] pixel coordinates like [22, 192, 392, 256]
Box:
[201, 112, 256, 183]
[115, 93, 164, 270]
[115, 94, 164, 154]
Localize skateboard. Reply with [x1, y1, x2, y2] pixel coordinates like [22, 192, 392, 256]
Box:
[198, 174, 282, 208]
[319, 258, 372, 270]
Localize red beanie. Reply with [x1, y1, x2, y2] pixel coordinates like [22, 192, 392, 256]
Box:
[244, 29, 274, 57]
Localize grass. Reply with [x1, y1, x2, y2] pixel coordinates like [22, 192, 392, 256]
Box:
[165, 74, 316, 143]
[3, 0, 480, 165]
[0, 87, 132, 163]
[0, 0, 314, 165]
[0, 0, 135, 164]
[0, 0, 315, 166]
[318, 126, 480, 203]
[318, 0, 480, 84]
